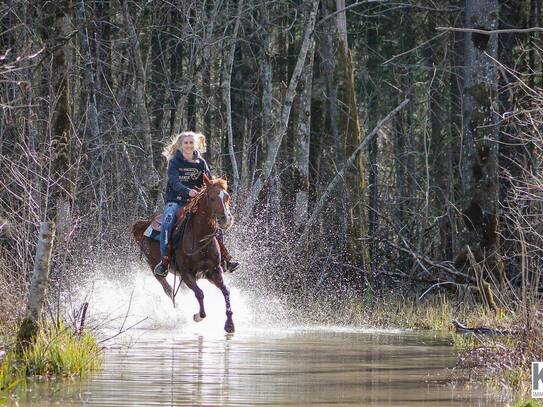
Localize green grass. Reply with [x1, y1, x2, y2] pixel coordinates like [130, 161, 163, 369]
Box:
[345, 291, 515, 333]
[0, 322, 102, 395]
[509, 398, 543, 407]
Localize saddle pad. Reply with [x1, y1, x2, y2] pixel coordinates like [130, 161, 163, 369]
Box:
[143, 225, 160, 241]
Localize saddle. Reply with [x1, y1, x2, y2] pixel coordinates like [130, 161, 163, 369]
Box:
[143, 206, 190, 240]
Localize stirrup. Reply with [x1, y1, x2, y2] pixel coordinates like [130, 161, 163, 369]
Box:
[223, 259, 239, 273]
[153, 262, 168, 277]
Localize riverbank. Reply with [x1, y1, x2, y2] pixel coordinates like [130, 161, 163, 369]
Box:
[342, 292, 542, 404]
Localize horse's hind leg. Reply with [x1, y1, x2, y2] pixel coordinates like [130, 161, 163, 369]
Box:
[210, 268, 234, 334]
[185, 276, 206, 322]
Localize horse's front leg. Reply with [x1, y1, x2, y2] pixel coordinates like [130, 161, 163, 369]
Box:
[210, 267, 235, 333]
[154, 275, 173, 300]
[185, 275, 206, 322]
[145, 239, 174, 301]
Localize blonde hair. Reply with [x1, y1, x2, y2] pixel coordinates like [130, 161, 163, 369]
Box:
[162, 131, 207, 160]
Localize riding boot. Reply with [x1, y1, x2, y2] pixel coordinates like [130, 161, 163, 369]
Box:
[217, 232, 239, 273]
[224, 259, 240, 273]
[154, 249, 171, 277]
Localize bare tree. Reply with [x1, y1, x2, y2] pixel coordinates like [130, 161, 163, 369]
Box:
[16, 222, 55, 353]
[243, 0, 320, 217]
[293, 35, 316, 226]
[223, 0, 244, 201]
[455, 0, 501, 308]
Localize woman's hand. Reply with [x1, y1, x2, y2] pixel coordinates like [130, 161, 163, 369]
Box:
[189, 189, 198, 198]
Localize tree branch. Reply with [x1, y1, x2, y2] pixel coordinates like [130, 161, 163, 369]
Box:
[437, 26, 543, 34]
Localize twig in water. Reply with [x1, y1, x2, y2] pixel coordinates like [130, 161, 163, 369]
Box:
[99, 317, 149, 344]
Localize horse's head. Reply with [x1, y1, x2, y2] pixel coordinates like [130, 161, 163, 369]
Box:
[202, 174, 233, 230]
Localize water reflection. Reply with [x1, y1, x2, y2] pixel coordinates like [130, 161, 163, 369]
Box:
[13, 327, 504, 406]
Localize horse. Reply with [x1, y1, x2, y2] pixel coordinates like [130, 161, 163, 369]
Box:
[132, 175, 235, 333]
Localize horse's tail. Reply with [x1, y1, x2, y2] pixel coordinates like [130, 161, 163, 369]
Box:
[132, 219, 151, 244]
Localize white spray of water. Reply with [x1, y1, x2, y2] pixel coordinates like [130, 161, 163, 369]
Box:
[66, 226, 400, 342]
[70, 259, 297, 340]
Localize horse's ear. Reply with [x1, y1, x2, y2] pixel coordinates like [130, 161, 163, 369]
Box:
[203, 173, 212, 186]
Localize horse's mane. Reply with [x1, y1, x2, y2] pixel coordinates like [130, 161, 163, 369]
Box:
[185, 177, 228, 214]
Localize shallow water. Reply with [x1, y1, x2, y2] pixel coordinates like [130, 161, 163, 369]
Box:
[13, 327, 504, 406]
[9, 270, 507, 406]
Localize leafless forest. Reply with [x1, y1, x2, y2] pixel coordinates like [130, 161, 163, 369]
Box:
[0, 0, 542, 325]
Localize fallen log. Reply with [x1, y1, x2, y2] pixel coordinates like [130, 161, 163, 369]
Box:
[453, 320, 518, 336]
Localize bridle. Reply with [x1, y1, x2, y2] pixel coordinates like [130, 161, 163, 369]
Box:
[180, 184, 229, 257]
[205, 185, 230, 224]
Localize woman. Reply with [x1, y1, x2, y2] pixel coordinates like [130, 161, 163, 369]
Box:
[154, 131, 239, 277]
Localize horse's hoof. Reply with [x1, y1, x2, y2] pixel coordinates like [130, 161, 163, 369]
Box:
[224, 319, 235, 334]
[193, 312, 206, 322]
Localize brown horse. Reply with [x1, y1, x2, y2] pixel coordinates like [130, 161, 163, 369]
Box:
[132, 175, 235, 333]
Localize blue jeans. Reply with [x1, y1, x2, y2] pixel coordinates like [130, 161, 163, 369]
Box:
[160, 202, 182, 257]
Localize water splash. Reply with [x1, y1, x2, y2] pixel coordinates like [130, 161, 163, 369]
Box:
[64, 221, 397, 343]
[68, 257, 297, 341]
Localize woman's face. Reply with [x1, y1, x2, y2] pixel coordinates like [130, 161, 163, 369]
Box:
[181, 136, 195, 156]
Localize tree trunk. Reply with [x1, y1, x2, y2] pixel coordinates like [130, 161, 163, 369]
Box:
[259, 1, 273, 178]
[320, 0, 346, 250]
[429, 63, 452, 260]
[334, 0, 366, 265]
[40, 1, 72, 238]
[75, 0, 107, 238]
[223, 0, 243, 201]
[396, 10, 416, 274]
[294, 34, 315, 226]
[456, 0, 503, 305]
[529, 0, 542, 89]
[366, 21, 379, 278]
[16, 222, 56, 354]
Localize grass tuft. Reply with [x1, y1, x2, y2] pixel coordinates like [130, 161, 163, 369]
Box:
[0, 322, 101, 394]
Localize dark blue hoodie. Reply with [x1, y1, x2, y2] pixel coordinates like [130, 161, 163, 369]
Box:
[164, 150, 211, 205]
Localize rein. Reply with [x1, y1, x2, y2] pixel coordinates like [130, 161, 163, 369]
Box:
[178, 187, 221, 257]
[182, 212, 219, 256]
[168, 179, 228, 307]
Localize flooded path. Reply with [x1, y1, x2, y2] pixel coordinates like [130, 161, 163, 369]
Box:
[16, 327, 502, 406]
[12, 273, 506, 406]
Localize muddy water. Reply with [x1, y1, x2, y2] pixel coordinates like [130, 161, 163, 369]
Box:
[11, 272, 505, 406]
[14, 327, 503, 406]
